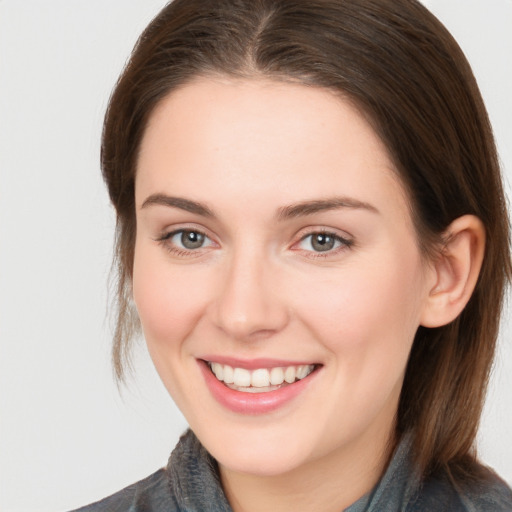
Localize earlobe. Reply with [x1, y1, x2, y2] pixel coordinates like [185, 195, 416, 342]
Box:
[420, 215, 485, 328]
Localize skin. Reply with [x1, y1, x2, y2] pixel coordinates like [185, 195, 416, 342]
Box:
[132, 78, 481, 512]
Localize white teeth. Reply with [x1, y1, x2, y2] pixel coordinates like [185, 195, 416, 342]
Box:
[269, 367, 285, 385]
[233, 367, 251, 387]
[223, 364, 234, 384]
[296, 365, 308, 379]
[208, 362, 315, 391]
[251, 369, 270, 388]
[212, 362, 223, 381]
[284, 366, 296, 383]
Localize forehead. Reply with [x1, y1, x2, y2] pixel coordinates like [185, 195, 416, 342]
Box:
[135, 78, 409, 222]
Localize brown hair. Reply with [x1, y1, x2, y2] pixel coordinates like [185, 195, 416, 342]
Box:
[101, 0, 511, 481]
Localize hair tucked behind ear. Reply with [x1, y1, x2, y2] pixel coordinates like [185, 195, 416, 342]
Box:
[101, 0, 511, 481]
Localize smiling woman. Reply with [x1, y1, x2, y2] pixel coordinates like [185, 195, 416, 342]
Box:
[72, 0, 511, 511]
[133, 81, 430, 485]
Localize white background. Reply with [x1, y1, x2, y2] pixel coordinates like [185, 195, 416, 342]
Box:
[0, 1, 510, 511]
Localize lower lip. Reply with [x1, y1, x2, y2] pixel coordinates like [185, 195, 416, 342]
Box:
[199, 360, 318, 415]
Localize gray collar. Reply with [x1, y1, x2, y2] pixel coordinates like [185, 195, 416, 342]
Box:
[168, 430, 418, 512]
[169, 430, 232, 511]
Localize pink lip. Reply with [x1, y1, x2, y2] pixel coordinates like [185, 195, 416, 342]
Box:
[198, 359, 320, 415]
[199, 355, 315, 370]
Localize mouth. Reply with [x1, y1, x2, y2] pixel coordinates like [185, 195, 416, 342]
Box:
[206, 361, 317, 393]
[199, 358, 322, 414]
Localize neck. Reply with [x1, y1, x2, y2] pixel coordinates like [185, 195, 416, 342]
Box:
[220, 423, 397, 512]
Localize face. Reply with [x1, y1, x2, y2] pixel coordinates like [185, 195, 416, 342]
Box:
[133, 78, 434, 477]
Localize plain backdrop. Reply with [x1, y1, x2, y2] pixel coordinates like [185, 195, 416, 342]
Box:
[0, 1, 511, 511]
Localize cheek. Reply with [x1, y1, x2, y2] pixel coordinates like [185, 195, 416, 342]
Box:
[290, 252, 426, 440]
[131, 244, 207, 346]
[291, 248, 426, 369]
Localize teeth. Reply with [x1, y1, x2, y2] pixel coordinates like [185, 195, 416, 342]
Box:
[208, 362, 315, 391]
[251, 368, 270, 387]
[269, 367, 284, 385]
[284, 366, 296, 383]
[296, 365, 308, 379]
[212, 362, 223, 381]
[223, 364, 234, 384]
[233, 367, 251, 387]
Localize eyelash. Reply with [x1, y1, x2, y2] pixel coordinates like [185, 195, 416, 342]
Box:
[155, 228, 354, 258]
[156, 228, 214, 257]
[294, 231, 354, 259]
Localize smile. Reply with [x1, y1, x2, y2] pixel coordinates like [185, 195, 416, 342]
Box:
[207, 362, 316, 393]
[199, 359, 321, 414]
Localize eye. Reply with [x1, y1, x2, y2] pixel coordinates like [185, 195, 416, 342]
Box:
[158, 229, 214, 252]
[297, 231, 352, 253]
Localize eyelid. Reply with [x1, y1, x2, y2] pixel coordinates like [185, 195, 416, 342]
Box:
[294, 225, 354, 243]
[165, 229, 213, 244]
[155, 225, 218, 256]
[155, 222, 215, 241]
[291, 228, 354, 256]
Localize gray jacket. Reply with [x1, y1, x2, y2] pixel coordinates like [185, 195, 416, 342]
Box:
[73, 430, 512, 511]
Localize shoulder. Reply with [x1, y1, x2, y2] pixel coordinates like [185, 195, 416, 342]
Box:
[409, 467, 512, 512]
[69, 468, 179, 512]
[457, 471, 512, 512]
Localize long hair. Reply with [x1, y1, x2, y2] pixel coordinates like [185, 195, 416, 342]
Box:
[101, 0, 511, 480]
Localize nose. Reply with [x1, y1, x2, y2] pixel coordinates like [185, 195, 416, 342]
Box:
[208, 251, 290, 341]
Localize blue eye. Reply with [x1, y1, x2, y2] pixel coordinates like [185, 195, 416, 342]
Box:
[298, 232, 351, 253]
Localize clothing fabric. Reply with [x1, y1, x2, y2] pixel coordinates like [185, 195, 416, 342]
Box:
[72, 429, 512, 512]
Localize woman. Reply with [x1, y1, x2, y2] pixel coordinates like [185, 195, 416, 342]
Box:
[75, 0, 512, 510]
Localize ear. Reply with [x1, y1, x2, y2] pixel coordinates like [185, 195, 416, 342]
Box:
[420, 215, 485, 328]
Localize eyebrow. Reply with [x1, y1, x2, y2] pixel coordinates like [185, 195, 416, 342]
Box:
[140, 194, 379, 219]
[141, 194, 214, 217]
[276, 197, 379, 220]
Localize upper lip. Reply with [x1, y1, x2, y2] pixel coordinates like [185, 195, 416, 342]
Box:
[199, 356, 320, 370]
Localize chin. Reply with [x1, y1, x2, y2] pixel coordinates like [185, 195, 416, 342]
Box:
[216, 444, 311, 477]
[192, 420, 322, 477]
